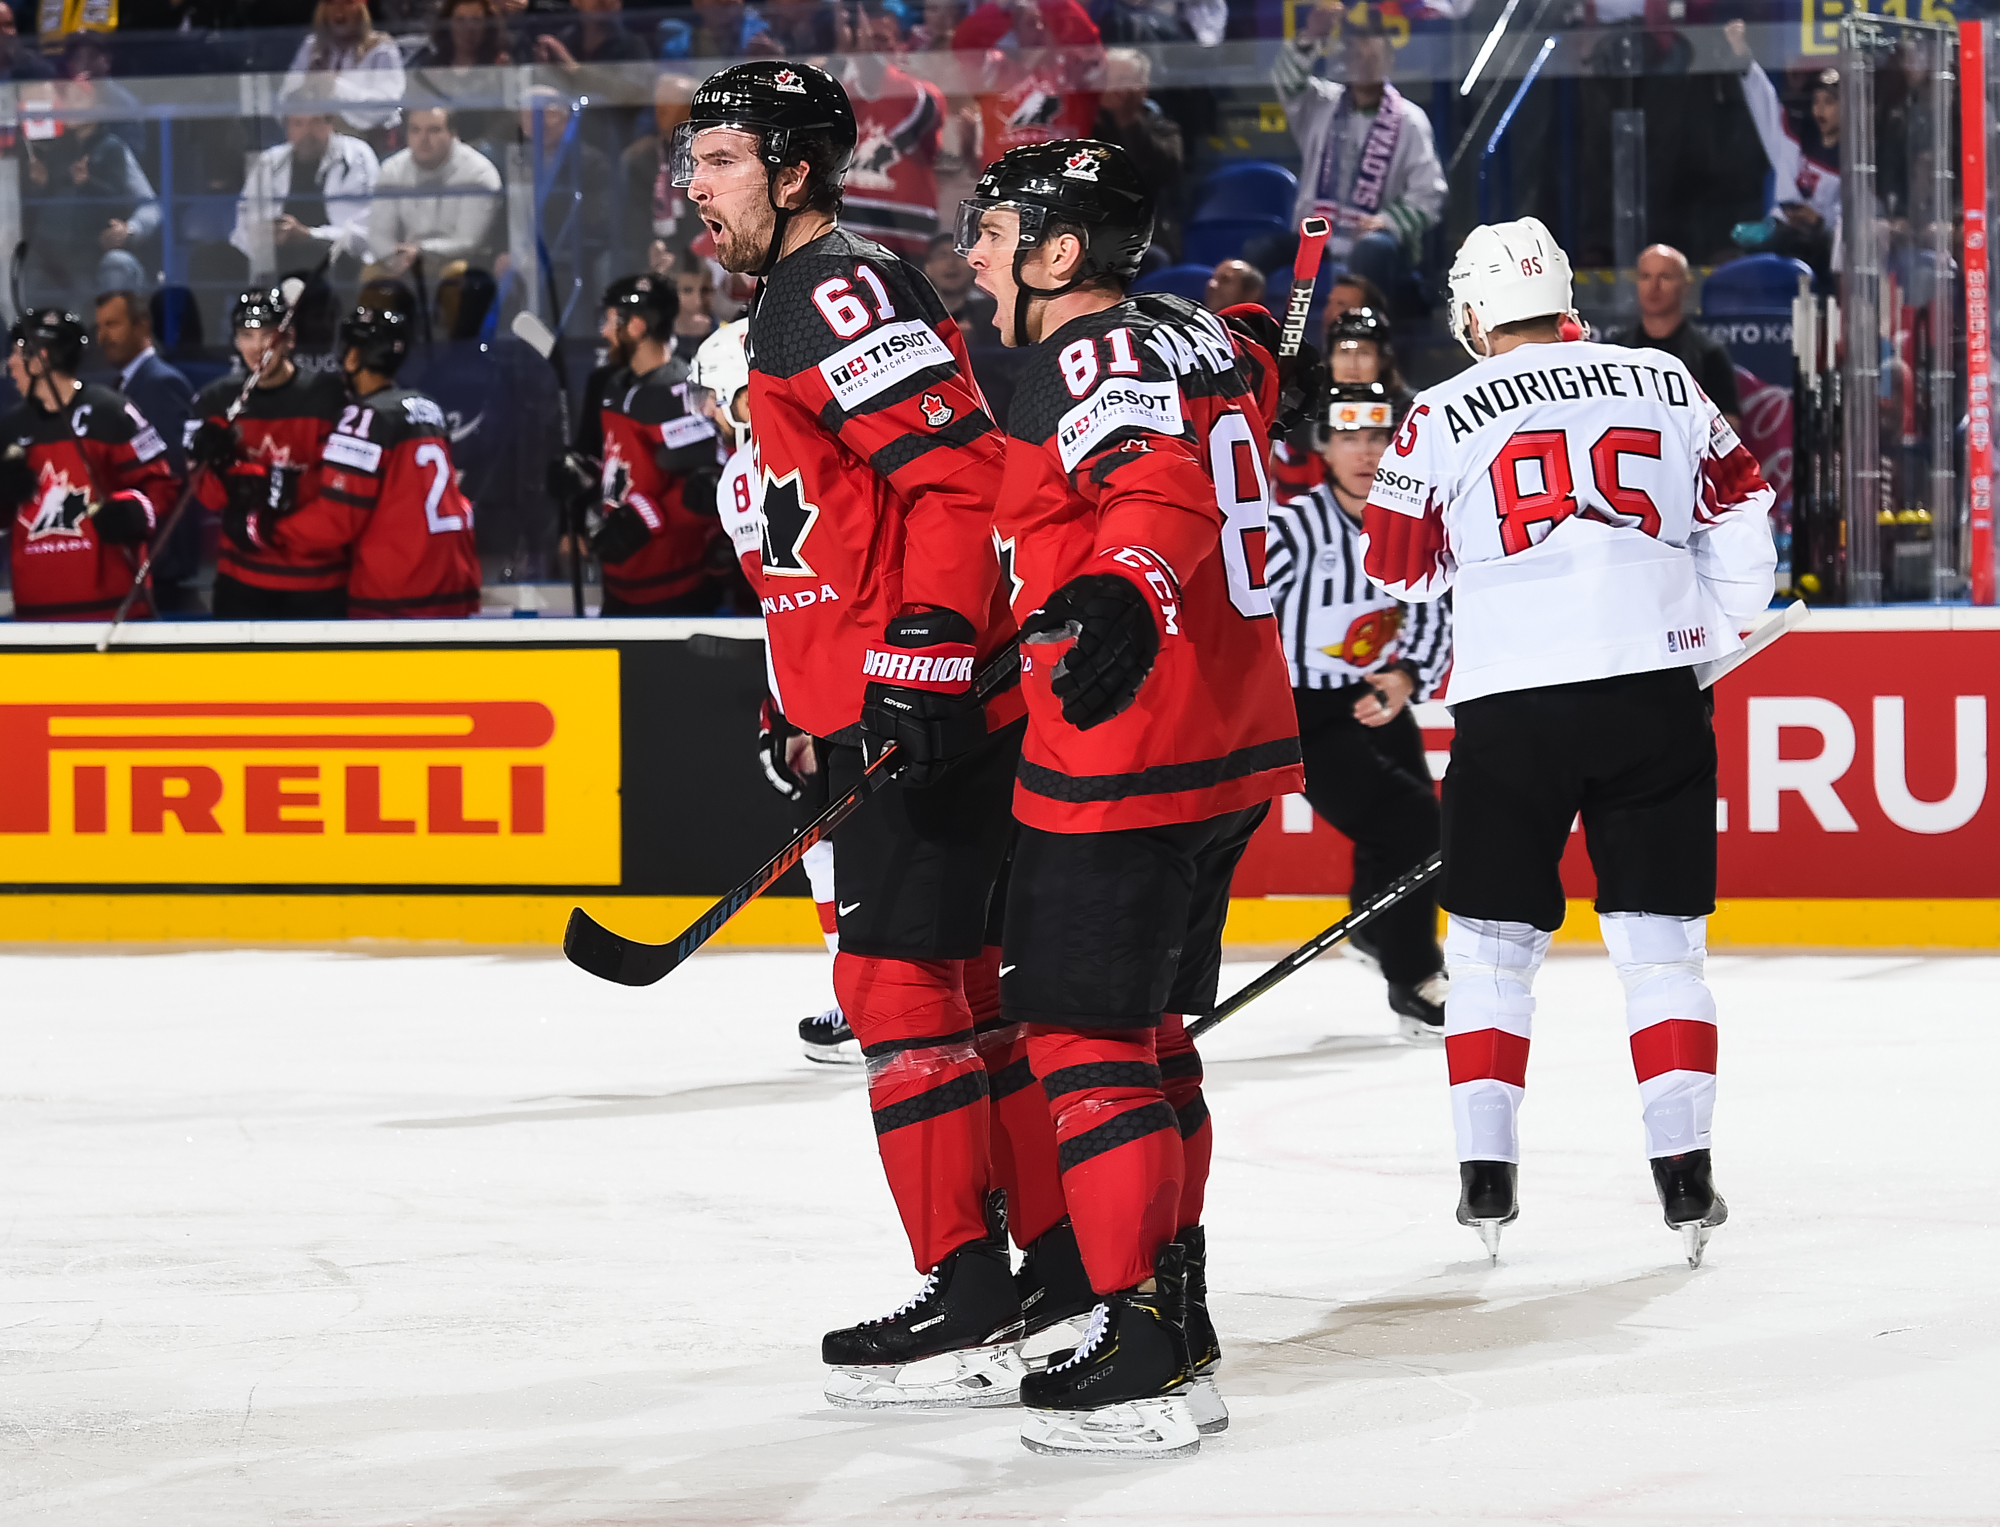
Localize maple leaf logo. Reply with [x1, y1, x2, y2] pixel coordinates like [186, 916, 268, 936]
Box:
[921, 392, 953, 428]
[1061, 150, 1099, 181]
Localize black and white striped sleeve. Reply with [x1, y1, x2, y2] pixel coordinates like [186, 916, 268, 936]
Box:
[1398, 591, 1453, 700]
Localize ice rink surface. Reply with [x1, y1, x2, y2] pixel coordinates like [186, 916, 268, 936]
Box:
[2, 943, 1995, 1526]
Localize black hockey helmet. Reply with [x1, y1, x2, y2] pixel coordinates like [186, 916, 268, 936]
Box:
[10, 307, 88, 374]
[1320, 381, 1398, 437]
[337, 304, 411, 377]
[955, 140, 1153, 341]
[1327, 305, 1392, 349]
[231, 286, 290, 331]
[602, 273, 679, 341]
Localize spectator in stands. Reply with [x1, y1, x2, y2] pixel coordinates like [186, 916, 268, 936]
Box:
[283, 0, 408, 140]
[1325, 269, 1386, 327]
[910, 0, 961, 49]
[1204, 259, 1264, 312]
[622, 73, 696, 273]
[955, 0, 1102, 156]
[498, 86, 614, 315]
[1725, 22, 1839, 277]
[924, 228, 997, 340]
[672, 249, 717, 345]
[56, 36, 141, 144]
[408, 0, 516, 151]
[0, 5, 55, 79]
[232, 98, 381, 279]
[368, 108, 504, 279]
[1092, 47, 1183, 260]
[1270, 4, 1445, 314]
[762, 0, 837, 53]
[531, 0, 652, 74]
[94, 288, 200, 609]
[660, 0, 780, 57]
[837, 11, 948, 259]
[1611, 243, 1743, 429]
[17, 95, 158, 311]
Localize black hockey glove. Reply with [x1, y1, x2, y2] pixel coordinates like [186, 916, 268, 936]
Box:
[859, 607, 988, 788]
[1021, 570, 1162, 731]
[0, 443, 37, 508]
[589, 501, 652, 565]
[1275, 344, 1326, 437]
[188, 418, 241, 472]
[220, 472, 272, 553]
[90, 492, 152, 545]
[545, 450, 598, 511]
[758, 693, 805, 800]
[680, 468, 720, 520]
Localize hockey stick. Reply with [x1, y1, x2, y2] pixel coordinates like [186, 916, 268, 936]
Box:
[510, 308, 585, 619]
[564, 640, 1024, 987]
[1279, 215, 1332, 361]
[95, 257, 328, 650]
[1189, 599, 1812, 1041]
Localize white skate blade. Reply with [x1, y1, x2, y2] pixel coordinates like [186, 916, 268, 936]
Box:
[1471, 1219, 1505, 1261]
[825, 1341, 1025, 1409]
[1021, 1315, 1088, 1372]
[1187, 1374, 1229, 1435]
[1397, 1013, 1444, 1045]
[801, 1037, 862, 1066]
[1021, 1394, 1201, 1459]
[1680, 1220, 1714, 1269]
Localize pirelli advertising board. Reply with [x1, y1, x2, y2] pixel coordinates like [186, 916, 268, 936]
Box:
[0, 627, 794, 903]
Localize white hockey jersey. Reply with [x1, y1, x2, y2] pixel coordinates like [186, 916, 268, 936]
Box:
[717, 436, 763, 579]
[1360, 339, 1776, 704]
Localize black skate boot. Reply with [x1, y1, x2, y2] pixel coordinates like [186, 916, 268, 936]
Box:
[1017, 1218, 1097, 1344]
[1387, 972, 1448, 1044]
[798, 1006, 861, 1065]
[821, 1235, 1026, 1409]
[1178, 1225, 1227, 1435]
[1651, 1148, 1729, 1268]
[1018, 1243, 1200, 1459]
[1456, 1160, 1519, 1261]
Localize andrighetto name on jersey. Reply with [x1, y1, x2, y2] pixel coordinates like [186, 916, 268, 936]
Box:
[1441, 360, 1692, 442]
[759, 583, 842, 616]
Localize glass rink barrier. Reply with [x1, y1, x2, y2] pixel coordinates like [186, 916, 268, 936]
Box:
[0, 4, 1992, 616]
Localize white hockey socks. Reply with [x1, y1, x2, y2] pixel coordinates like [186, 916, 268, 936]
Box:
[1600, 912, 1718, 1159]
[1442, 916, 1549, 1163]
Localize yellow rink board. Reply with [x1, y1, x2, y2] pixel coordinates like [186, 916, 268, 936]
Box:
[0, 894, 1995, 951]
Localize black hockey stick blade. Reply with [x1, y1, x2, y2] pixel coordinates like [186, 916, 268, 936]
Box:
[565, 639, 1022, 987]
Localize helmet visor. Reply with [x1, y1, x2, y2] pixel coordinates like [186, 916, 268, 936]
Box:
[952, 198, 1054, 260]
[669, 121, 770, 190]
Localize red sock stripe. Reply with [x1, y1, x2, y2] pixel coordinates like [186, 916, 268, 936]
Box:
[1445, 1028, 1531, 1087]
[816, 899, 837, 934]
[1628, 1019, 1718, 1083]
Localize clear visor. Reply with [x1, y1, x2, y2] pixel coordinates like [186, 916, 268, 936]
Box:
[669, 121, 768, 190]
[952, 198, 1057, 259]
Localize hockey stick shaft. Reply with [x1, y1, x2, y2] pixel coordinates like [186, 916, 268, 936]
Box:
[1189, 600, 1812, 1041]
[1279, 216, 1332, 361]
[564, 640, 1024, 987]
[95, 255, 330, 651]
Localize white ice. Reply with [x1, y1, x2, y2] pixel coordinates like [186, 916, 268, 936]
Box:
[2, 945, 1995, 1525]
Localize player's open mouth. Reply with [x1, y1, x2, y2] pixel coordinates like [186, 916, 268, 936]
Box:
[704, 218, 724, 239]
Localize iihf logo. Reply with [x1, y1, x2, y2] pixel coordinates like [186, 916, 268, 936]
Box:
[1061, 150, 1100, 182]
[773, 68, 806, 93]
[921, 392, 953, 427]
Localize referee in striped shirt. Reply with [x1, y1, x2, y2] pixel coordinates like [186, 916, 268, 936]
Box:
[1267, 382, 1454, 1040]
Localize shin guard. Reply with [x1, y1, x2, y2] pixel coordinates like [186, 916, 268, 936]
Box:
[836, 951, 991, 1270]
[1600, 912, 1719, 1158]
[1442, 917, 1549, 1164]
[966, 946, 1067, 1248]
[1156, 1013, 1211, 1230]
[1028, 1025, 1183, 1294]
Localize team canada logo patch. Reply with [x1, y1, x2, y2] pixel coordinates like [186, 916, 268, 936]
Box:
[1061, 149, 1100, 182]
[921, 392, 953, 427]
[772, 68, 806, 94]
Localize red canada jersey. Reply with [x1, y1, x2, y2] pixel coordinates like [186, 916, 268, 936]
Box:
[994, 292, 1304, 833]
[841, 64, 946, 259]
[594, 356, 722, 609]
[5, 383, 176, 621]
[279, 385, 482, 619]
[192, 366, 348, 594]
[747, 226, 1018, 741]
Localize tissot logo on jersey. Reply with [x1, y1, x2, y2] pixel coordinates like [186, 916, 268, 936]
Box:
[1055, 379, 1184, 471]
[1369, 464, 1426, 509]
[819, 320, 954, 410]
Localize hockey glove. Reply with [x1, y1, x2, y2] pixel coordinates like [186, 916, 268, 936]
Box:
[188, 418, 241, 472]
[758, 694, 805, 800]
[90, 492, 153, 545]
[220, 471, 272, 553]
[859, 607, 988, 788]
[545, 450, 598, 511]
[1021, 564, 1165, 731]
[589, 501, 652, 565]
[0, 443, 37, 508]
[680, 468, 720, 520]
[1275, 343, 1326, 437]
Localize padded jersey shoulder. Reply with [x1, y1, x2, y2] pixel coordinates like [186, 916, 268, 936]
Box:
[750, 225, 947, 380]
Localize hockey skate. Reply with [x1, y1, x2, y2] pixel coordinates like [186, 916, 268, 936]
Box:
[1016, 1218, 1099, 1365]
[1651, 1148, 1729, 1268]
[822, 1238, 1027, 1409]
[1018, 1243, 1201, 1460]
[1456, 1160, 1519, 1261]
[1388, 972, 1448, 1044]
[798, 1006, 861, 1065]
[1178, 1225, 1228, 1435]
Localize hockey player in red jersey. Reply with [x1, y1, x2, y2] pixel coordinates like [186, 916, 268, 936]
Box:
[254, 306, 483, 619]
[1361, 218, 1777, 1268]
[2, 309, 176, 622]
[191, 287, 349, 619]
[577, 274, 724, 616]
[960, 139, 1305, 1457]
[837, 46, 947, 259]
[679, 59, 1070, 1409]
